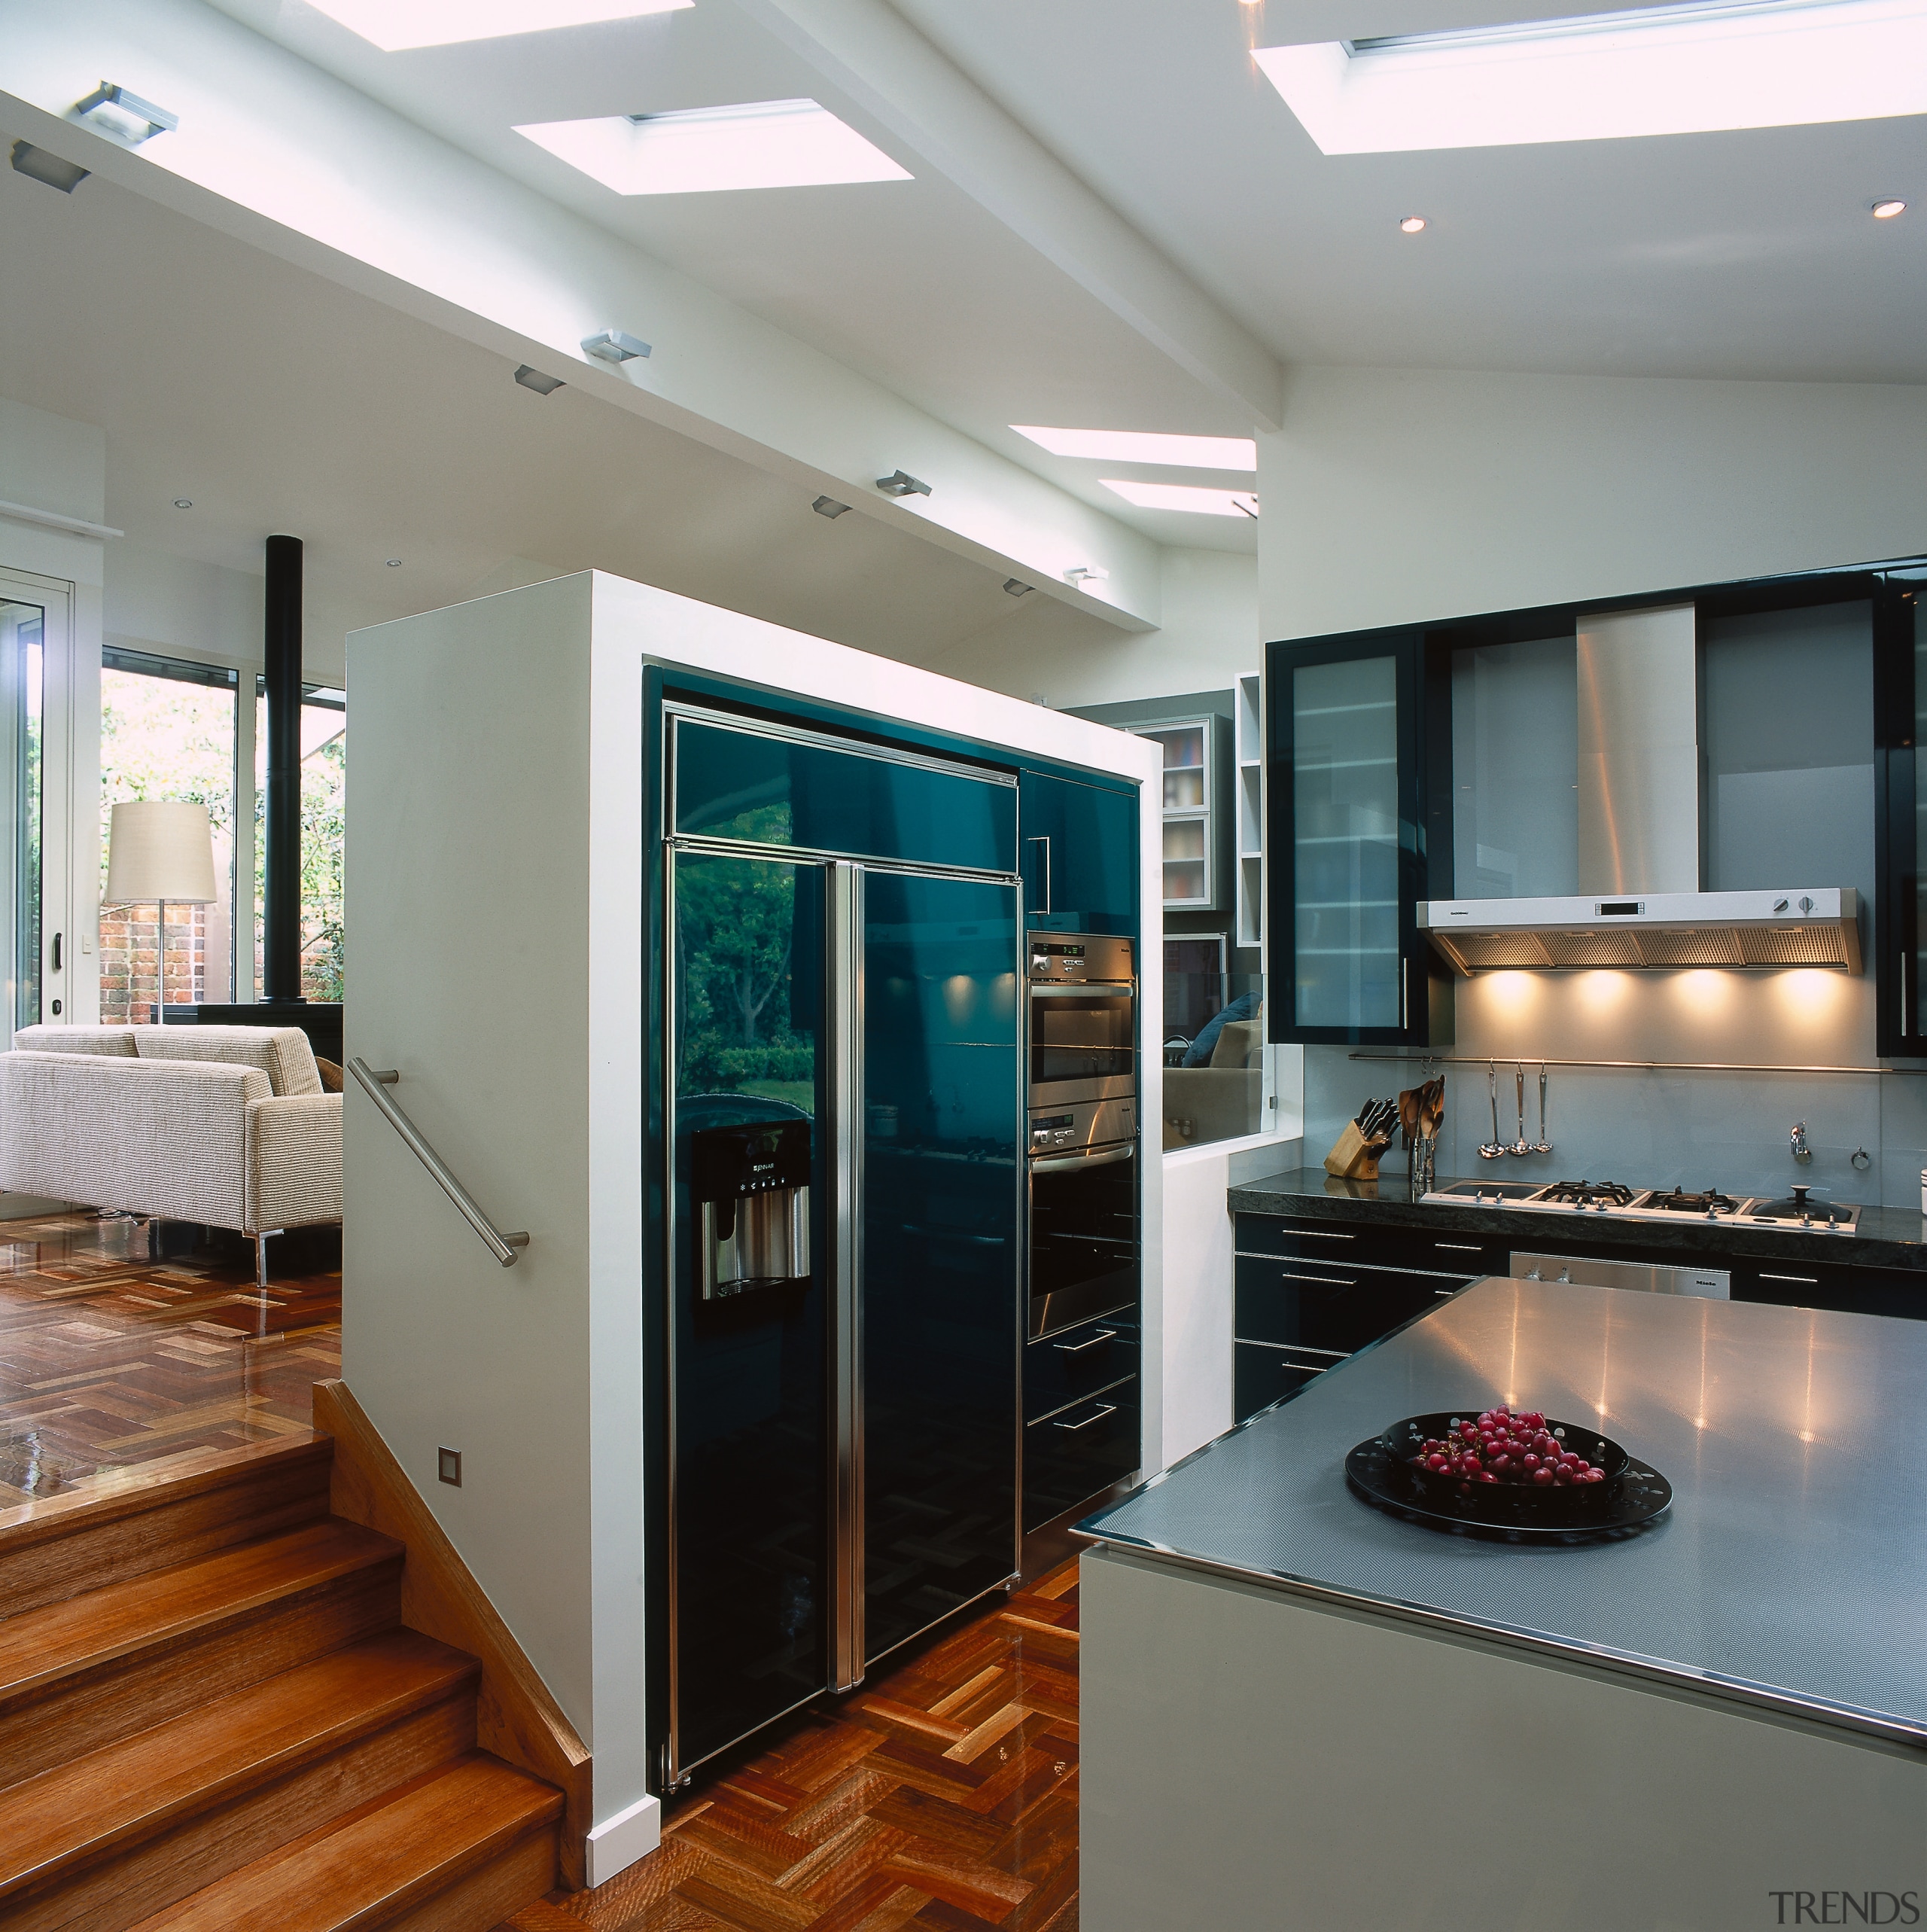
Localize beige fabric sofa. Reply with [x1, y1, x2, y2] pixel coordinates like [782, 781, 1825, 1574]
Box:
[1162, 1015, 1265, 1150]
[0, 1024, 342, 1285]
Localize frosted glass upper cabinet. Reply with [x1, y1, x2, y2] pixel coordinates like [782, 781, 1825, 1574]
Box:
[1266, 632, 1448, 1046]
[1131, 720, 1214, 910]
[1875, 579, 1927, 1056]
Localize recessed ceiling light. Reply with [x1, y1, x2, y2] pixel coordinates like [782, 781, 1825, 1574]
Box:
[513, 364, 566, 395]
[811, 496, 851, 518]
[1010, 426, 1258, 471]
[1399, 215, 1429, 233]
[1872, 197, 1907, 218]
[74, 82, 178, 145]
[516, 99, 910, 195]
[1003, 578, 1034, 596]
[9, 142, 89, 194]
[1254, 0, 1927, 154]
[303, 0, 692, 52]
[386, 558, 403, 566]
[1100, 480, 1259, 519]
[172, 498, 193, 510]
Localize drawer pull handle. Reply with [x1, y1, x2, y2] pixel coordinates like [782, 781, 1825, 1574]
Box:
[1055, 1329, 1117, 1355]
[1433, 1288, 1457, 1297]
[1054, 1402, 1119, 1433]
[1284, 1361, 1327, 1374]
[1760, 1272, 1819, 1284]
[1270, 1271, 1356, 1287]
[1295, 1230, 1354, 1242]
[1435, 1242, 1482, 1252]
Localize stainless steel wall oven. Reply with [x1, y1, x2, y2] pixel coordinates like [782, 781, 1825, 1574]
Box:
[1027, 933, 1138, 1336]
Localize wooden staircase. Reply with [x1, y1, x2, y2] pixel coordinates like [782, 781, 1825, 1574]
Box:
[0, 1436, 565, 1931]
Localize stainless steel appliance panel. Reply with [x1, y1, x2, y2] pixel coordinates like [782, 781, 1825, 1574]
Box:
[1029, 1096, 1136, 1158]
[1511, 1251, 1730, 1299]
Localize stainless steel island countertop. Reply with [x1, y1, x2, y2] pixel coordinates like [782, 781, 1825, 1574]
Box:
[1084, 1276, 1927, 1746]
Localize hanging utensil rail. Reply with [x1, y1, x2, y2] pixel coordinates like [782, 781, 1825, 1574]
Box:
[1347, 1053, 1919, 1077]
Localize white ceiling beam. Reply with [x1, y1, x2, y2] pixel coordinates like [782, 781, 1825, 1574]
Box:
[0, 0, 1163, 630]
[736, 0, 1284, 431]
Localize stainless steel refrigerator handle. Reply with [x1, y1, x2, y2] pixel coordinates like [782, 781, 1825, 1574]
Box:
[1026, 835, 1051, 916]
[1029, 1141, 1136, 1173]
[348, 1059, 528, 1267]
[828, 863, 866, 1694]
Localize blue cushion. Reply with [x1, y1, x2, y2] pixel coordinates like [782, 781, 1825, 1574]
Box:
[1181, 991, 1260, 1067]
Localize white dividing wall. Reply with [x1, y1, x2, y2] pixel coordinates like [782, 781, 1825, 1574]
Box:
[1260, 366, 1927, 643]
[346, 570, 1162, 1879]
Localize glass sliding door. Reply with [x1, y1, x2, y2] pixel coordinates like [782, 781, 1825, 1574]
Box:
[860, 869, 1021, 1663]
[1, 598, 43, 1032]
[668, 848, 829, 1774]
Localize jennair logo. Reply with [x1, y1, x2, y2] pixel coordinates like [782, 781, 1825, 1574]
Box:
[1768, 1894, 1921, 1925]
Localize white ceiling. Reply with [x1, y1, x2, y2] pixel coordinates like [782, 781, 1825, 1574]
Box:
[202, 0, 1927, 424]
[0, 154, 1120, 667]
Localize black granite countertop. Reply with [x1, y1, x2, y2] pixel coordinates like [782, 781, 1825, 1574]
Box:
[1230, 1166, 1927, 1272]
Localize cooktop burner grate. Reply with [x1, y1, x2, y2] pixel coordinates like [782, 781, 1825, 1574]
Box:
[1541, 1180, 1638, 1206]
[1646, 1187, 1744, 1214]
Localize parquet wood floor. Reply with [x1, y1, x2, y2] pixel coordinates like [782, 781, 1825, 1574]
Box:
[0, 1211, 340, 1513]
[505, 1563, 1084, 1932]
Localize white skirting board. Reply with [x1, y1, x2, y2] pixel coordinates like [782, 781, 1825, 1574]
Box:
[586, 1790, 662, 1887]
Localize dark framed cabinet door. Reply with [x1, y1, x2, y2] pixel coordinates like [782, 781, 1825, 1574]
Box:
[1265, 630, 1448, 1046]
[1877, 581, 1927, 1056]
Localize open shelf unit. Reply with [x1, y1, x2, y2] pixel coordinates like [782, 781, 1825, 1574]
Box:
[1235, 671, 1262, 953]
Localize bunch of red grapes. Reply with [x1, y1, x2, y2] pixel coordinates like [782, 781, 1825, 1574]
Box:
[1410, 1404, 1606, 1487]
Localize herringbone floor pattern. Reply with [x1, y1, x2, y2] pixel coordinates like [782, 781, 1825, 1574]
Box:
[507, 1564, 1084, 1932]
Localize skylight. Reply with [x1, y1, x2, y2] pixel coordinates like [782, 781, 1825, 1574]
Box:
[306, 0, 692, 51]
[1253, 0, 1927, 154]
[1101, 480, 1259, 518]
[1011, 427, 1259, 471]
[516, 100, 910, 194]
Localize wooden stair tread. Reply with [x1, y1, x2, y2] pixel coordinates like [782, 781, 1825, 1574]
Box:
[0, 1517, 403, 1705]
[129, 1754, 564, 1932]
[0, 1435, 333, 1551]
[0, 1626, 479, 1897]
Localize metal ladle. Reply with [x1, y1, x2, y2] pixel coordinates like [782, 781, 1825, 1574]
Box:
[1532, 1063, 1553, 1155]
[1478, 1065, 1505, 1160]
[1510, 1065, 1531, 1156]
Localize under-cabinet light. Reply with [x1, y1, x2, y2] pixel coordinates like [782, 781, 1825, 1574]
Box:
[1399, 215, 1429, 233]
[875, 470, 932, 498]
[1003, 579, 1034, 596]
[304, 0, 692, 52]
[10, 142, 89, 194]
[1254, 0, 1927, 154]
[513, 365, 565, 395]
[516, 99, 910, 195]
[1064, 565, 1110, 588]
[812, 496, 851, 518]
[1872, 196, 1908, 216]
[582, 329, 650, 364]
[1101, 479, 1259, 518]
[74, 83, 178, 145]
[1011, 425, 1258, 471]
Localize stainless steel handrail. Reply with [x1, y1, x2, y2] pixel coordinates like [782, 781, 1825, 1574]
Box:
[349, 1059, 529, 1267]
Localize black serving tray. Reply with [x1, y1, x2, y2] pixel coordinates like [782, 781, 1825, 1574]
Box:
[1346, 1413, 1670, 1543]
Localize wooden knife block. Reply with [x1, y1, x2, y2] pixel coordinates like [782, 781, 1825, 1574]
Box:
[1323, 1121, 1384, 1181]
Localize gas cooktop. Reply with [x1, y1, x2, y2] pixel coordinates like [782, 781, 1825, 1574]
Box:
[1423, 1179, 1860, 1232]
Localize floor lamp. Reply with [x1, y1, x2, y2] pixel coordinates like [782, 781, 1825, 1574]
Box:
[104, 800, 218, 1023]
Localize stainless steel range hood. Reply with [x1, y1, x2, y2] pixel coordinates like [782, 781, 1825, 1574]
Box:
[1420, 605, 1863, 974]
[1420, 888, 1862, 973]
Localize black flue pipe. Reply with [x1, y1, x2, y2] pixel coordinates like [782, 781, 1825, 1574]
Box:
[261, 535, 304, 1004]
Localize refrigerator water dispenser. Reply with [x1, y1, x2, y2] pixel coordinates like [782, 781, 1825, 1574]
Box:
[692, 1120, 811, 1299]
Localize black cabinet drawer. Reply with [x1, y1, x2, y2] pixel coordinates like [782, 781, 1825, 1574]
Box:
[1733, 1263, 1927, 1322]
[1024, 1309, 1140, 1422]
[1023, 1376, 1140, 1532]
[1234, 1213, 1502, 1278]
[1235, 1255, 1454, 1355]
[1234, 1342, 1331, 1422]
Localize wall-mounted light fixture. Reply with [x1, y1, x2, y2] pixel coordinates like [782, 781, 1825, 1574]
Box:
[10, 142, 90, 193]
[812, 496, 851, 518]
[1064, 565, 1110, 589]
[1003, 579, 1033, 596]
[875, 470, 931, 498]
[582, 329, 651, 364]
[513, 365, 567, 395]
[75, 82, 178, 144]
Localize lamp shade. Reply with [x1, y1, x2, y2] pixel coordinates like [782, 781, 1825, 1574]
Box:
[104, 800, 218, 905]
